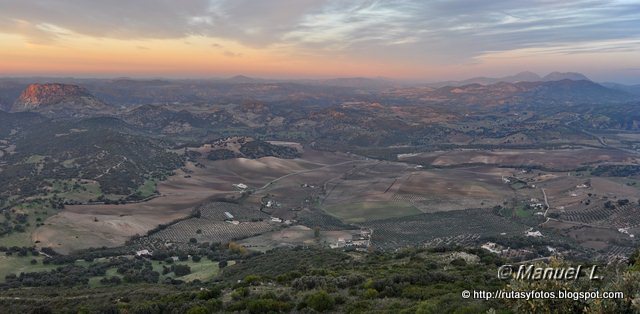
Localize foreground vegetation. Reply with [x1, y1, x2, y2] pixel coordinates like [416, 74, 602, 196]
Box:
[0, 245, 639, 313]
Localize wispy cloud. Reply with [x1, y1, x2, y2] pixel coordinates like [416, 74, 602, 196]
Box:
[0, 0, 639, 65]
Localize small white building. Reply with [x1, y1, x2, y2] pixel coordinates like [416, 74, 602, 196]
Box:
[233, 183, 249, 190]
[526, 230, 543, 237]
[481, 242, 502, 254]
[136, 249, 152, 257]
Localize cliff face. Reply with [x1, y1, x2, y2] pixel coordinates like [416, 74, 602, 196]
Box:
[12, 83, 112, 116]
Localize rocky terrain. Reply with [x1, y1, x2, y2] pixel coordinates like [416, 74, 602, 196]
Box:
[11, 83, 113, 117]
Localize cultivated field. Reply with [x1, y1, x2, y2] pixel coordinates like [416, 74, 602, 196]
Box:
[238, 225, 360, 251]
[32, 148, 361, 253]
[28, 141, 640, 257]
[398, 148, 639, 170]
[362, 209, 528, 250]
[531, 168, 640, 258]
[321, 165, 515, 221]
[324, 201, 421, 223]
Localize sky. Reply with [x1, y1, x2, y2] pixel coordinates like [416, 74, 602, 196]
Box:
[0, 0, 639, 83]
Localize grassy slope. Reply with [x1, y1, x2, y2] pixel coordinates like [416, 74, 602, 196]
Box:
[0, 256, 58, 280]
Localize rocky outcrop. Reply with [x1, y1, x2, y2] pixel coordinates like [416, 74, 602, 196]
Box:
[12, 83, 112, 117]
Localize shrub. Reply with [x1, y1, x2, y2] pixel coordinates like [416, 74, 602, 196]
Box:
[173, 264, 191, 277]
[244, 275, 261, 285]
[246, 299, 292, 314]
[304, 290, 335, 312]
[197, 287, 222, 300]
[363, 288, 379, 299]
[186, 306, 208, 314]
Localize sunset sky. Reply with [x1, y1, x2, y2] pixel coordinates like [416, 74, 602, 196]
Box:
[1, 0, 639, 83]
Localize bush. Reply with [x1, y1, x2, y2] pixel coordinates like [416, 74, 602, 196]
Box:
[228, 241, 248, 255]
[197, 287, 222, 300]
[450, 258, 467, 267]
[185, 306, 208, 314]
[618, 199, 630, 206]
[231, 287, 250, 300]
[173, 264, 191, 277]
[246, 299, 293, 314]
[363, 288, 379, 299]
[415, 300, 439, 314]
[244, 275, 261, 285]
[304, 290, 335, 312]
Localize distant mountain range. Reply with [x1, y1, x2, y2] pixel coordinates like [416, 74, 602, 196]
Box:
[426, 71, 592, 87]
[214, 72, 596, 89]
[382, 78, 635, 107]
[0, 72, 637, 115]
[601, 82, 640, 96]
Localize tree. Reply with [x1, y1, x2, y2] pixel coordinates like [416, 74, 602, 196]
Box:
[605, 200, 615, 210]
[229, 242, 247, 254]
[173, 264, 191, 277]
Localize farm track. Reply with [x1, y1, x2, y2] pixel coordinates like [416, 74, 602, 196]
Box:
[566, 120, 639, 156]
[256, 160, 363, 192]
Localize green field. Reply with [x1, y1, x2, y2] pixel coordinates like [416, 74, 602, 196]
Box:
[163, 259, 220, 282]
[0, 255, 222, 286]
[144, 259, 221, 282]
[323, 201, 422, 223]
[515, 204, 533, 218]
[23, 154, 45, 164]
[87, 267, 121, 288]
[0, 256, 58, 280]
[135, 179, 158, 199]
[0, 200, 54, 247]
[0, 230, 34, 247]
[48, 179, 103, 202]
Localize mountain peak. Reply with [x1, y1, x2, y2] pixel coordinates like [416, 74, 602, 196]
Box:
[542, 72, 590, 82]
[14, 83, 90, 111]
[227, 75, 260, 83]
[12, 83, 111, 116]
[509, 71, 541, 82]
